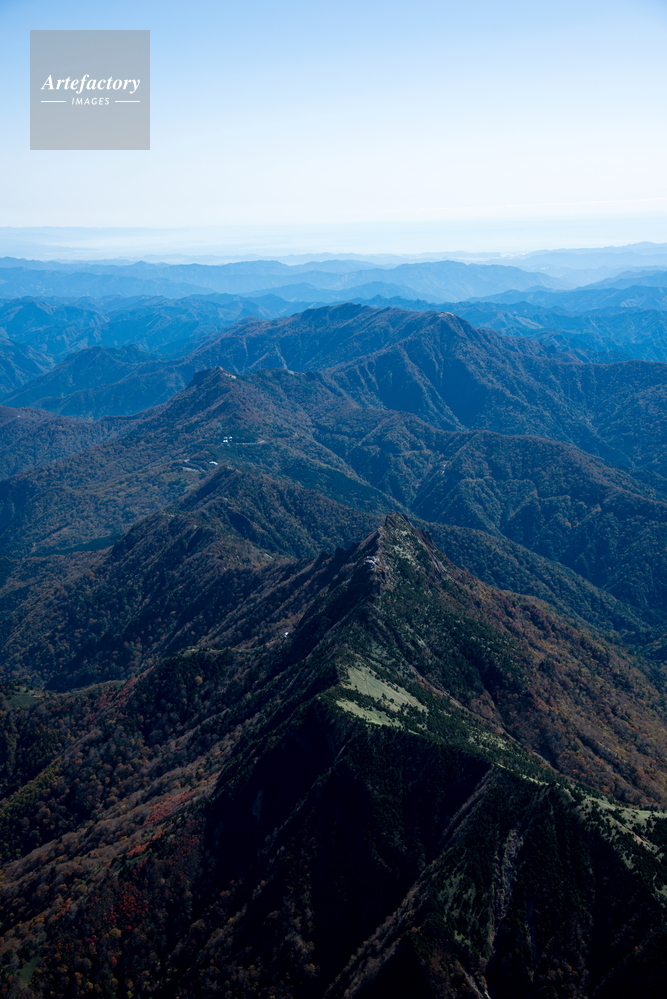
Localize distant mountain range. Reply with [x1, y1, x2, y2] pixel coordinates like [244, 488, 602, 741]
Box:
[0, 256, 563, 303]
[3, 230, 667, 276]
[1, 257, 661, 309]
[1, 253, 667, 404]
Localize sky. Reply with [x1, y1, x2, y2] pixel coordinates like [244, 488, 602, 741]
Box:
[1, 0, 667, 254]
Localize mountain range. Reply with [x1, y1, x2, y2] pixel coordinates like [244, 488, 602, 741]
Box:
[0, 258, 562, 305]
[1, 273, 667, 995]
[3, 253, 667, 409]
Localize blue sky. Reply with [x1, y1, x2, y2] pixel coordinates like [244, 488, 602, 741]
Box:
[1, 0, 666, 251]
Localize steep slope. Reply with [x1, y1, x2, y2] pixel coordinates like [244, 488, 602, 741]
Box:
[428, 522, 649, 638]
[0, 518, 666, 998]
[179, 301, 556, 378]
[0, 465, 380, 689]
[409, 430, 667, 620]
[323, 311, 667, 473]
[0, 453, 651, 699]
[304, 406, 667, 625]
[414, 300, 667, 364]
[6, 304, 667, 480]
[187, 302, 413, 373]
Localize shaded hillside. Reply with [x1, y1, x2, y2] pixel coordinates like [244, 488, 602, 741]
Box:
[1, 345, 191, 419]
[0, 367, 396, 560]
[0, 466, 380, 689]
[428, 522, 649, 638]
[0, 454, 652, 703]
[409, 430, 667, 619]
[401, 300, 667, 364]
[301, 405, 667, 624]
[188, 303, 427, 373]
[318, 308, 667, 475]
[0, 518, 667, 997]
[0, 406, 135, 480]
[3, 273, 667, 998]
[0, 457, 651, 735]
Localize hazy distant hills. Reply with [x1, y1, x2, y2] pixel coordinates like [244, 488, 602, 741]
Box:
[0, 267, 205, 300]
[2, 291, 667, 995]
[0, 257, 563, 303]
[582, 267, 667, 290]
[518, 241, 667, 267]
[0, 252, 662, 309]
[2, 256, 667, 405]
[3, 253, 667, 404]
[0, 293, 317, 360]
[0, 294, 328, 368]
[478, 280, 667, 312]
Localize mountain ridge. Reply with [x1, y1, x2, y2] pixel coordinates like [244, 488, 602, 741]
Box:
[0, 516, 667, 995]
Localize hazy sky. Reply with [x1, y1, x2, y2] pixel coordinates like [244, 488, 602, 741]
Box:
[1, 0, 667, 251]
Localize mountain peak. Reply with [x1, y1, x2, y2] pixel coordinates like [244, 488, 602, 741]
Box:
[363, 511, 453, 590]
